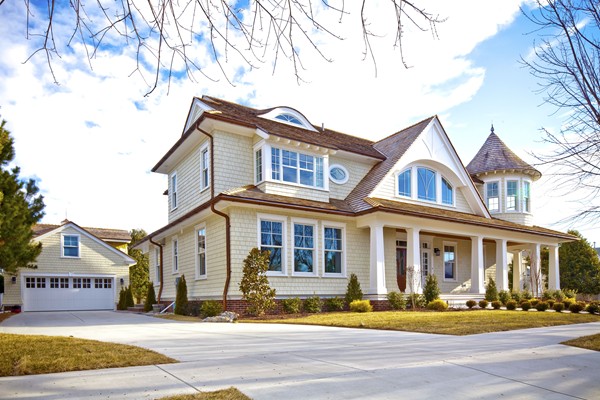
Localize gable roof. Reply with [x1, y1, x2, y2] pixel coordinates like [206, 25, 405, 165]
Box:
[33, 222, 131, 243]
[466, 128, 541, 180]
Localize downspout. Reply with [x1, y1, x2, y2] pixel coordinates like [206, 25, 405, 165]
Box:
[149, 237, 164, 303]
[197, 126, 232, 311]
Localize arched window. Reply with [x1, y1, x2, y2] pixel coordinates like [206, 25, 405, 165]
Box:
[275, 113, 303, 125]
[417, 167, 436, 201]
[442, 177, 453, 205]
[397, 169, 411, 197]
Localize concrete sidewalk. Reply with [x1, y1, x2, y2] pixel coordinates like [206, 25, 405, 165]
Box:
[1, 312, 599, 399]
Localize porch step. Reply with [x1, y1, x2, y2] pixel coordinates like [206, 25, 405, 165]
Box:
[127, 305, 145, 312]
[441, 294, 485, 308]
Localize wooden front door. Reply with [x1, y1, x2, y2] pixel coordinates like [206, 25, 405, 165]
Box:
[396, 241, 407, 292]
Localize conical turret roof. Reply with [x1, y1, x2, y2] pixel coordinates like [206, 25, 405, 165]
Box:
[466, 127, 541, 181]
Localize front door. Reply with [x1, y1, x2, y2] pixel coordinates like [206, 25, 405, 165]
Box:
[396, 240, 407, 292]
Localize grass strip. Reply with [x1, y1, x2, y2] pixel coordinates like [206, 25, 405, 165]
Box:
[562, 333, 600, 352]
[157, 388, 251, 400]
[0, 333, 177, 376]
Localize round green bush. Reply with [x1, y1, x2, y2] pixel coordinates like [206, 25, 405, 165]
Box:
[282, 297, 303, 314]
[200, 300, 223, 318]
[586, 301, 599, 315]
[349, 299, 373, 313]
[562, 298, 575, 309]
[466, 299, 477, 309]
[535, 301, 549, 312]
[324, 297, 345, 312]
[520, 300, 531, 311]
[427, 299, 448, 311]
[303, 296, 323, 313]
[553, 302, 565, 312]
[491, 300, 502, 310]
[478, 300, 489, 309]
[506, 300, 517, 310]
[569, 302, 585, 314]
[511, 291, 522, 303]
[498, 290, 510, 306]
[547, 299, 555, 308]
[530, 299, 540, 307]
[387, 291, 407, 310]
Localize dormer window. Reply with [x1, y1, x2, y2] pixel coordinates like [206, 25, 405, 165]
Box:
[259, 107, 318, 131]
[398, 169, 411, 197]
[275, 113, 303, 125]
[442, 178, 453, 205]
[271, 147, 324, 188]
[417, 167, 436, 202]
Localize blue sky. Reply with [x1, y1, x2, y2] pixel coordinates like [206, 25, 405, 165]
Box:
[0, 1, 596, 244]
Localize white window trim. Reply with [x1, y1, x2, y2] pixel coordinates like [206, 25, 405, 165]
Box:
[195, 223, 208, 280]
[200, 143, 210, 192]
[61, 233, 81, 258]
[261, 143, 329, 191]
[254, 145, 264, 184]
[257, 213, 287, 276]
[485, 180, 500, 213]
[329, 164, 349, 185]
[394, 166, 456, 208]
[170, 172, 178, 211]
[522, 179, 532, 214]
[441, 177, 455, 206]
[172, 237, 179, 274]
[322, 221, 347, 278]
[505, 179, 519, 213]
[442, 241, 458, 282]
[154, 247, 161, 284]
[291, 217, 319, 277]
[395, 168, 412, 198]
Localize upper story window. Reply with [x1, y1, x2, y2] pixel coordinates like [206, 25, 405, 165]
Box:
[196, 226, 207, 278]
[487, 181, 499, 212]
[200, 145, 210, 191]
[442, 178, 453, 205]
[506, 180, 518, 211]
[417, 167, 436, 202]
[260, 107, 317, 131]
[172, 239, 179, 273]
[62, 234, 80, 258]
[275, 113, 303, 125]
[271, 147, 324, 189]
[523, 181, 531, 213]
[398, 169, 411, 197]
[255, 148, 263, 183]
[171, 173, 178, 210]
[329, 164, 349, 184]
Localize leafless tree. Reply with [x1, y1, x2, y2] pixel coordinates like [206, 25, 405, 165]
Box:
[522, 0, 600, 224]
[5, 1, 443, 96]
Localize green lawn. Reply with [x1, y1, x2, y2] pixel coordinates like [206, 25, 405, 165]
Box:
[242, 310, 600, 335]
[562, 333, 600, 352]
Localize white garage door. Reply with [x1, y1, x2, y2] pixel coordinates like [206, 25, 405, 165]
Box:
[23, 276, 115, 311]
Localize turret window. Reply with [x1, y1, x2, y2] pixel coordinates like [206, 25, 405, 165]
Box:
[506, 180, 518, 211]
[487, 182, 499, 212]
[523, 181, 531, 213]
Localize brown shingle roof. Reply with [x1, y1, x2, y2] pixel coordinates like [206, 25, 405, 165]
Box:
[33, 222, 131, 242]
[466, 129, 541, 180]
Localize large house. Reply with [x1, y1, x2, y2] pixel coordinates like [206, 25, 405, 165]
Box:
[135, 95, 574, 309]
[3, 220, 135, 312]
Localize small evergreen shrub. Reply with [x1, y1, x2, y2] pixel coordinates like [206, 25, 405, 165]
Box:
[408, 294, 426, 309]
[498, 290, 510, 305]
[562, 289, 577, 299]
[324, 297, 345, 312]
[117, 287, 127, 310]
[387, 291, 407, 310]
[466, 299, 477, 309]
[345, 273, 363, 305]
[520, 300, 531, 311]
[522, 290, 533, 300]
[126, 286, 135, 308]
[200, 300, 223, 318]
[491, 300, 502, 310]
[506, 300, 517, 310]
[535, 301, 549, 312]
[282, 297, 303, 314]
[303, 296, 323, 313]
[511, 291, 522, 303]
[174, 275, 189, 315]
[586, 301, 599, 314]
[478, 300, 489, 309]
[550, 290, 565, 302]
[423, 274, 441, 303]
[562, 298, 575, 309]
[569, 302, 585, 313]
[349, 299, 372, 313]
[427, 299, 448, 311]
[144, 283, 157, 312]
[530, 299, 540, 307]
[239, 248, 277, 316]
[547, 299, 555, 308]
[485, 278, 499, 302]
[553, 302, 565, 312]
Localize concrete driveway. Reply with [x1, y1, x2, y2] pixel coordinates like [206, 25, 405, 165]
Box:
[1, 311, 599, 400]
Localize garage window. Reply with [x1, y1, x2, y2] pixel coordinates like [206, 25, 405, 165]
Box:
[82, 278, 91, 288]
[26, 277, 35, 288]
[60, 278, 69, 288]
[36, 277, 46, 288]
[95, 279, 103, 288]
[62, 234, 80, 258]
[103, 278, 112, 288]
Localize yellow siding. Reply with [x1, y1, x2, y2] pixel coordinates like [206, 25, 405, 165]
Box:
[328, 156, 374, 200]
[213, 130, 254, 194]
[259, 181, 329, 202]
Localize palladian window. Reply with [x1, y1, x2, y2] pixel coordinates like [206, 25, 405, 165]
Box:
[417, 167, 436, 202]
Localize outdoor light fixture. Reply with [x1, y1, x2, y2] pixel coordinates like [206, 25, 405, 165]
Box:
[11, 276, 17, 284]
[434, 248, 441, 256]
[120, 278, 124, 286]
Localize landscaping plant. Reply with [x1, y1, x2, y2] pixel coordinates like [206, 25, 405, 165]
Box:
[586, 301, 599, 315]
[466, 299, 477, 309]
[427, 299, 448, 311]
[423, 274, 441, 303]
[345, 273, 363, 305]
[387, 291, 407, 310]
[200, 300, 223, 318]
[282, 297, 303, 314]
[324, 297, 345, 312]
[485, 278, 499, 302]
[478, 300, 489, 309]
[569, 302, 585, 313]
[239, 248, 276, 316]
[349, 299, 372, 313]
[126, 286, 135, 308]
[117, 287, 127, 310]
[553, 302, 565, 312]
[174, 275, 189, 315]
[506, 300, 517, 310]
[520, 300, 531, 311]
[144, 283, 157, 312]
[535, 301, 549, 312]
[303, 296, 323, 313]
[491, 300, 502, 310]
[498, 290, 510, 305]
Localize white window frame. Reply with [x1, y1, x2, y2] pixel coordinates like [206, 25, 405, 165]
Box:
[154, 247, 161, 284]
[200, 143, 210, 191]
[322, 221, 346, 277]
[262, 144, 329, 191]
[486, 181, 500, 212]
[443, 241, 458, 282]
[523, 180, 532, 213]
[195, 223, 207, 280]
[417, 167, 437, 202]
[329, 164, 349, 185]
[61, 234, 81, 258]
[170, 172, 178, 210]
[396, 168, 412, 198]
[172, 237, 179, 274]
[506, 180, 519, 212]
[255, 147, 263, 184]
[441, 177, 454, 206]
[257, 213, 287, 276]
[291, 218, 318, 277]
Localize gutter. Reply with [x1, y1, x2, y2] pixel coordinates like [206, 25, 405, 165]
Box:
[197, 126, 232, 311]
[149, 236, 164, 302]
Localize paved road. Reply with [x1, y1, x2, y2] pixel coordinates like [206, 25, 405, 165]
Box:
[1, 311, 599, 399]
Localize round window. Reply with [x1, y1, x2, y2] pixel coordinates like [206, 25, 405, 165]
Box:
[329, 164, 349, 184]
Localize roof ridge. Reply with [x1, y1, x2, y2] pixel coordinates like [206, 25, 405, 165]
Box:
[374, 115, 436, 145]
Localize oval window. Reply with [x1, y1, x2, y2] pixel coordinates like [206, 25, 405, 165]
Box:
[329, 164, 349, 184]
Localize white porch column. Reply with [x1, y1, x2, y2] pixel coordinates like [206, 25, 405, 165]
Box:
[530, 243, 542, 297]
[511, 251, 522, 291]
[548, 245, 560, 290]
[406, 228, 422, 294]
[368, 223, 387, 296]
[471, 236, 484, 293]
[495, 239, 508, 291]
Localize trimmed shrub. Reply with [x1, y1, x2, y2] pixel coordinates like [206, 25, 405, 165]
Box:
[349, 299, 372, 313]
[491, 300, 502, 310]
[427, 299, 448, 311]
[174, 275, 188, 315]
[282, 297, 303, 314]
[569, 302, 585, 314]
[304, 296, 323, 313]
[586, 301, 599, 315]
[547, 299, 555, 308]
[200, 300, 223, 318]
[562, 298, 575, 309]
[522, 290, 533, 300]
[506, 300, 517, 310]
[387, 291, 407, 310]
[553, 302, 565, 312]
[478, 300, 489, 309]
[498, 290, 510, 306]
[511, 291, 522, 303]
[325, 297, 345, 312]
[530, 299, 540, 307]
[535, 301, 549, 312]
[117, 287, 127, 310]
[551, 290, 565, 302]
[408, 294, 427, 309]
[423, 274, 441, 303]
[520, 300, 531, 311]
[126, 286, 135, 308]
[239, 248, 276, 316]
[466, 299, 477, 309]
[345, 273, 363, 305]
[485, 278, 499, 302]
[144, 283, 157, 312]
[563, 289, 577, 299]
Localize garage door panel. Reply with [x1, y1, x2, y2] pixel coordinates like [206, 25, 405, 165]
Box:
[23, 277, 115, 311]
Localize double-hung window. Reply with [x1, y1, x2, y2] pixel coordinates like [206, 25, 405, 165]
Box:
[259, 217, 285, 273]
[487, 182, 499, 212]
[200, 145, 210, 191]
[62, 234, 80, 258]
[324, 225, 344, 275]
[171, 173, 178, 209]
[417, 167, 436, 201]
[506, 180, 518, 211]
[523, 181, 531, 213]
[397, 169, 411, 197]
[196, 226, 207, 278]
[293, 221, 316, 274]
[271, 147, 324, 188]
[255, 148, 263, 183]
[443, 243, 457, 281]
